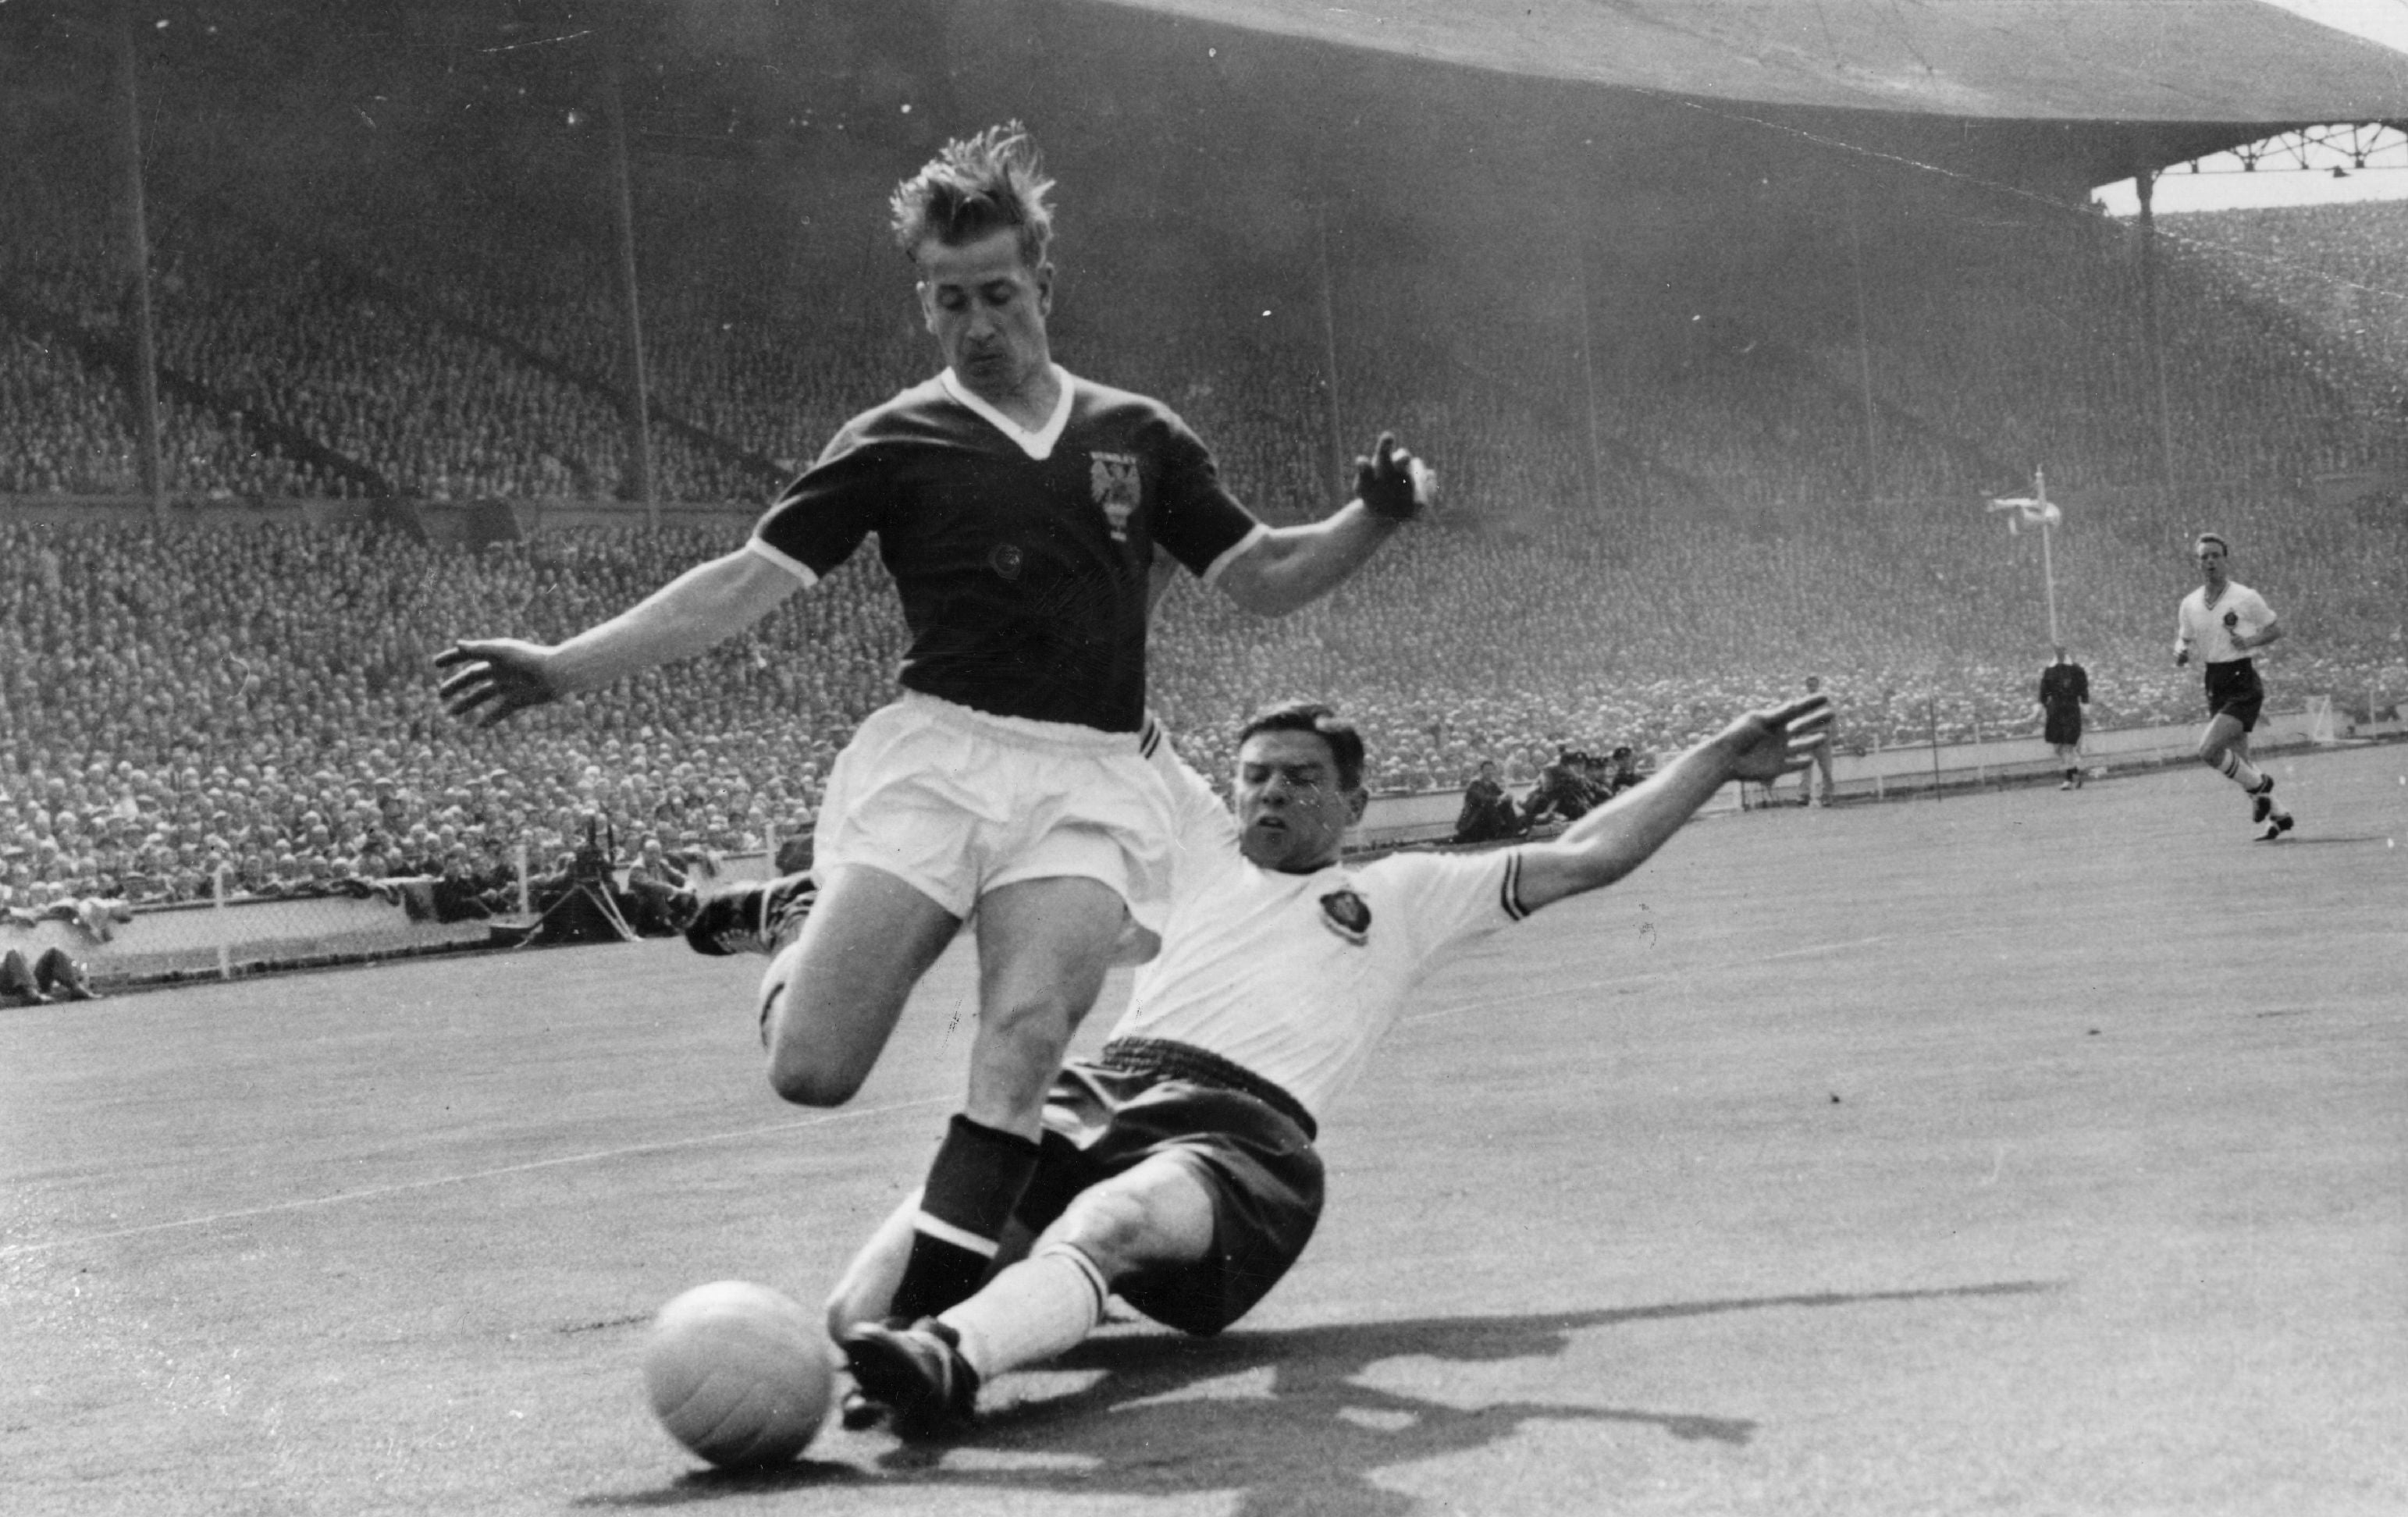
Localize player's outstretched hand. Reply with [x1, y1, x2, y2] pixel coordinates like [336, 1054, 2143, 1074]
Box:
[1353, 432, 1435, 522]
[1721, 694, 1835, 783]
[433, 638, 564, 727]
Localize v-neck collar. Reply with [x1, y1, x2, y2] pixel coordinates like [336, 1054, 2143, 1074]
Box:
[940, 364, 1076, 460]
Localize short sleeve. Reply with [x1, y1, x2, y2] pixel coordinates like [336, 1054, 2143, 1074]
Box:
[1371, 850, 1524, 965]
[748, 424, 889, 583]
[1150, 414, 1265, 581]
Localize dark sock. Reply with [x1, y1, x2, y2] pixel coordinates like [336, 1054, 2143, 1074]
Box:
[887, 1115, 1041, 1323]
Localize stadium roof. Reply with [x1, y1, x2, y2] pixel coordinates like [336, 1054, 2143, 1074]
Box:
[1084, 0, 2408, 124]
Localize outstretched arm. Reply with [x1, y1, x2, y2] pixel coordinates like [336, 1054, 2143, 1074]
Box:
[1213, 432, 1430, 616]
[434, 546, 800, 726]
[1214, 505, 1403, 615]
[1512, 695, 1833, 913]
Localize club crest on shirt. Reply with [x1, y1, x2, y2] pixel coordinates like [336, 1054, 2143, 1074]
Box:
[1090, 451, 1141, 540]
[1318, 887, 1371, 945]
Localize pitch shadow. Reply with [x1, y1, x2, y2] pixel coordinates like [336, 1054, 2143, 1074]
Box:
[579, 1278, 2055, 1514]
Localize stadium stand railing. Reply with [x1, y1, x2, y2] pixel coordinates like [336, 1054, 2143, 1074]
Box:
[9, 882, 496, 991]
[16, 702, 2390, 993]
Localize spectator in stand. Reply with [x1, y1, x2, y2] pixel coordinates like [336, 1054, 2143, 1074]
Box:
[1453, 760, 1524, 844]
[1520, 746, 1599, 828]
[0, 945, 101, 1004]
[1599, 746, 1644, 797]
[624, 833, 692, 936]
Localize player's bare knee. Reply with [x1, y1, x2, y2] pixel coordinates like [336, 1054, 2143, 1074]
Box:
[1047, 1185, 1158, 1277]
[765, 1045, 866, 1107]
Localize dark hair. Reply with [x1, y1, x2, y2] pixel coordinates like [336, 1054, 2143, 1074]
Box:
[2195, 531, 2229, 556]
[889, 121, 1056, 268]
[1236, 702, 1366, 792]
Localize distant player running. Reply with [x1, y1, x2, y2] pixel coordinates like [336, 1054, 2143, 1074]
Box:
[2174, 533, 2293, 840]
[436, 123, 1425, 1330]
[822, 693, 1834, 1437]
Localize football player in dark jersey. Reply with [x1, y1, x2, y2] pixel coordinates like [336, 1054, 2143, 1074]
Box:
[437, 123, 1429, 1324]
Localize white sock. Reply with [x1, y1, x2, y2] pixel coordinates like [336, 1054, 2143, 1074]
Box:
[2213, 751, 2265, 790]
[938, 1243, 1109, 1383]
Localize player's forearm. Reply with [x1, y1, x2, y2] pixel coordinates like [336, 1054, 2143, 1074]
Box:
[1517, 730, 1742, 905]
[548, 548, 795, 693]
[1217, 503, 1400, 616]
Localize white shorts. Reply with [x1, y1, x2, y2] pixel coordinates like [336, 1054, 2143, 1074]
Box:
[813, 691, 1175, 950]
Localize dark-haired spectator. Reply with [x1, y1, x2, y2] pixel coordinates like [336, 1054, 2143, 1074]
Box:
[1521, 747, 1600, 828]
[1453, 760, 1524, 844]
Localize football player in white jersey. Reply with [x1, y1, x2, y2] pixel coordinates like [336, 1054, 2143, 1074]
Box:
[2174, 533, 2293, 840]
[827, 691, 1832, 1436]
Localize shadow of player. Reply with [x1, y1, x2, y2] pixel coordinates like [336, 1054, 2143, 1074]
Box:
[584, 1279, 2053, 1513]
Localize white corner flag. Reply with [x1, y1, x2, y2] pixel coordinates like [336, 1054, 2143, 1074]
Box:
[1987, 469, 2061, 535]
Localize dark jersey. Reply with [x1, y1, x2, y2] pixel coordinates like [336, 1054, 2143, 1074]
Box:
[2037, 663, 2088, 716]
[2039, 661, 2089, 746]
[749, 368, 1264, 732]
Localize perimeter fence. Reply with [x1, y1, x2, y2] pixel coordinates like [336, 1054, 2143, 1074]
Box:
[15, 702, 2397, 993]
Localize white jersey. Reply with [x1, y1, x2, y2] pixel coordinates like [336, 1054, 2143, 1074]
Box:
[2175, 581, 2275, 665]
[1108, 745, 1528, 1123]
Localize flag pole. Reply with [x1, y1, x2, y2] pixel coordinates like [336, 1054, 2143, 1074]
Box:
[2036, 467, 2060, 648]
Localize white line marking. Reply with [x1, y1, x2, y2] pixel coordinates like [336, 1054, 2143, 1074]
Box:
[1, 1095, 949, 1258]
[1757, 935, 1890, 962]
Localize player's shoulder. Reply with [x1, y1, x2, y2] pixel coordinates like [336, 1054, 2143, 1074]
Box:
[866, 374, 960, 425]
[822, 376, 958, 449]
[1065, 371, 1188, 432]
[1358, 844, 1501, 892]
[1353, 846, 1526, 936]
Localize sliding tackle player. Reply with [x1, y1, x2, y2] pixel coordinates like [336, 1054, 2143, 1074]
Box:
[823, 691, 1832, 1435]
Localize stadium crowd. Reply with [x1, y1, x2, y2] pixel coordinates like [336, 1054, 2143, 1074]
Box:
[6, 127, 2407, 913]
[5, 489, 2403, 912]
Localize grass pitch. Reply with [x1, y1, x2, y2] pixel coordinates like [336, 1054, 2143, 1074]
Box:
[5, 744, 2403, 1516]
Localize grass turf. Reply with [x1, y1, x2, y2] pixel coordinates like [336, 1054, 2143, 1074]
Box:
[3, 744, 2403, 1516]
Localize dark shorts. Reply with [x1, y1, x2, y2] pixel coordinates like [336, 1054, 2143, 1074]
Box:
[1012, 1042, 1325, 1337]
[2203, 659, 2264, 732]
[2043, 707, 2083, 747]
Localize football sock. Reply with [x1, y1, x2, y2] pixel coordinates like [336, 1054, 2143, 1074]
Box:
[2211, 751, 2265, 791]
[887, 1115, 1041, 1323]
[940, 1242, 1110, 1382]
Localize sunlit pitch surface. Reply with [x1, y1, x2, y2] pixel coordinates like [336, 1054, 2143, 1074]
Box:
[4, 744, 2402, 1517]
